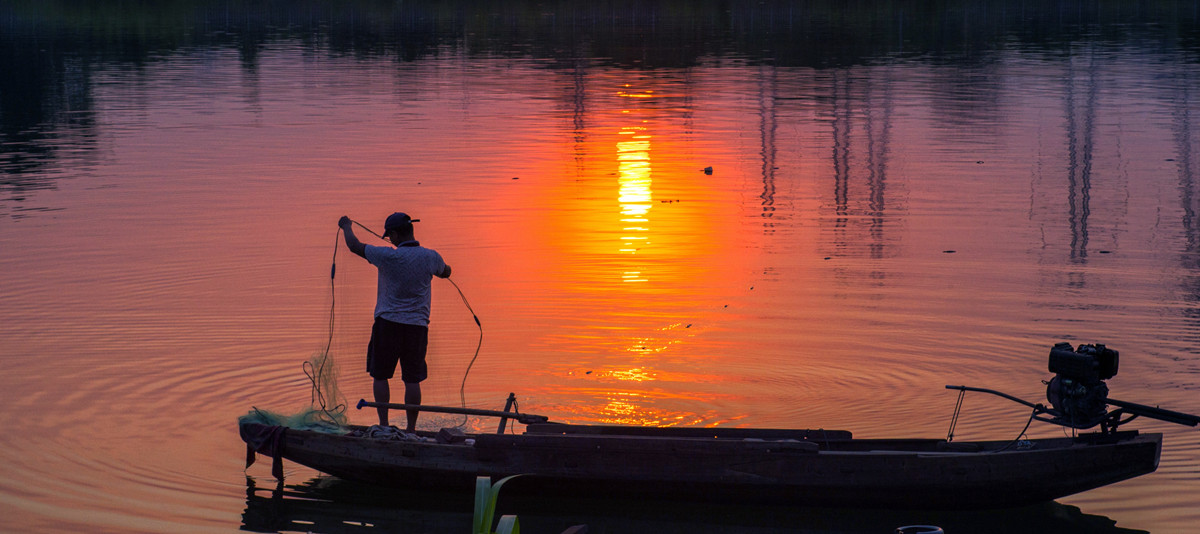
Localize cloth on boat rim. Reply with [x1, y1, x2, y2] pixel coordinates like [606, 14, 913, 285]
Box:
[238, 407, 353, 481]
[241, 423, 286, 481]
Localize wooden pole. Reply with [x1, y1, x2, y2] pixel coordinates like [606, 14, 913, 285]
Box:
[355, 399, 549, 425]
[498, 392, 517, 434]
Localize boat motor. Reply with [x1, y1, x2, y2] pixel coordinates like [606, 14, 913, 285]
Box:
[1045, 342, 1118, 427]
[947, 341, 1198, 435]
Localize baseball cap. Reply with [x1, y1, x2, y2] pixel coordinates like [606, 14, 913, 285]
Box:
[384, 212, 420, 230]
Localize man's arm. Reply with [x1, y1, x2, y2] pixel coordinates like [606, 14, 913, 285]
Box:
[338, 216, 367, 259]
[437, 264, 452, 278]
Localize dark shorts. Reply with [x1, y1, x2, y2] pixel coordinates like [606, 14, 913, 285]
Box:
[366, 317, 428, 383]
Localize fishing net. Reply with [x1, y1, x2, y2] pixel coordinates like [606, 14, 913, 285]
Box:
[238, 229, 354, 433]
[237, 349, 349, 434]
[303, 348, 348, 424]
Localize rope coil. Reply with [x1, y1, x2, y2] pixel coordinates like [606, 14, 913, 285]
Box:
[302, 227, 349, 425]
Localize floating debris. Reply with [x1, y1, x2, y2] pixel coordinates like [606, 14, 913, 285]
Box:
[943, 250, 957, 254]
[702, 166, 713, 175]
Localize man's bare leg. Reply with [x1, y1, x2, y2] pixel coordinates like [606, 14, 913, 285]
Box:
[404, 381, 421, 432]
[373, 378, 390, 426]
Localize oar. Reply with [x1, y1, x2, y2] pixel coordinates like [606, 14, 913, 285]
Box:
[356, 399, 549, 425]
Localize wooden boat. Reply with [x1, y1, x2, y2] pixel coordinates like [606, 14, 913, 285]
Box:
[241, 417, 1162, 509]
[240, 343, 1196, 509]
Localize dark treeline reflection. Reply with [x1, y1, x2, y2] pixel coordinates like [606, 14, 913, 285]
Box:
[5, 1, 1198, 66]
[2, 0, 1198, 204]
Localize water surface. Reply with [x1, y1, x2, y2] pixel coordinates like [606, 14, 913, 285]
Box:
[2, 2, 1199, 532]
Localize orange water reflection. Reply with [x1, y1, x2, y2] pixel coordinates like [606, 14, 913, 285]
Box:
[4, 19, 1200, 534]
[529, 76, 734, 288]
[550, 387, 736, 428]
[510, 76, 756, 421]
[504, 72, 755, 379]
[617, 124, 652, 269]
[599, 392, 687, 427]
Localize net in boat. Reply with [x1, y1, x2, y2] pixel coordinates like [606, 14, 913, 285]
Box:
[238, 350, 348, 434]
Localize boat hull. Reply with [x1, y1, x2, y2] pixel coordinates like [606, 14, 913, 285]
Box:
[240, 422, 1161, 509]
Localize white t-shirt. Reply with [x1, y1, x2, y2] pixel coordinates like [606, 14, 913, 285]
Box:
[364, 242, 446, 326]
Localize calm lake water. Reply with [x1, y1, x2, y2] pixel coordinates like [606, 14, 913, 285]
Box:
[2, 1, 1199, 532]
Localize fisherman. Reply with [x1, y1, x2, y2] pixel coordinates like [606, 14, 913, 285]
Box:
[338, 213, 451, 432]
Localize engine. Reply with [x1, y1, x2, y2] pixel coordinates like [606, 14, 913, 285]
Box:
[1045, 342, 1119, 426]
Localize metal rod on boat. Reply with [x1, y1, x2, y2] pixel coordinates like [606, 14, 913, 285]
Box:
[355, 399, 549, 425]
[1108, 398, 1200, 427]
[949, 386, 1200, 428]
[945, 385, 1043, 410]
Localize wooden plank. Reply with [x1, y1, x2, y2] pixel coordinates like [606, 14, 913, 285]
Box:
[525, 422, 851, 441]
[474, 432, 820, 453]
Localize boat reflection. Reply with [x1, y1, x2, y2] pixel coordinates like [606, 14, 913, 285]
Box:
[241, 476, 471, 533]
[242, 475, 1147, 534]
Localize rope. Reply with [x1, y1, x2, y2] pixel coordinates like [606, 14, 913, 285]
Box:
[448, 276, 484, 426]
[508, 396, 521, 434]
[352, 219, 386, 241]
[946, 388, 966, 442]
[325, 227, 339, 356]
[945, 389, 1039, 453]
[302, 227, 347, 424]
[992, 407, 1038, 453]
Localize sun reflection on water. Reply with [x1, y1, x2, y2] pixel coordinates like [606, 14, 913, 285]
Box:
[617, 125, 652, 284]
[625, 321, 695, 355]
[565, 386, 737, 428]
[606, 367, 655, 382]
[596, 391, 711, 427]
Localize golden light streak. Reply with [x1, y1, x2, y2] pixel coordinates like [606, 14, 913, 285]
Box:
[617, 126, 652, 270]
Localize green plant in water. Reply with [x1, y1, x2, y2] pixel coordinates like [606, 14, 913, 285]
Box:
[473, 475, 521, 534]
